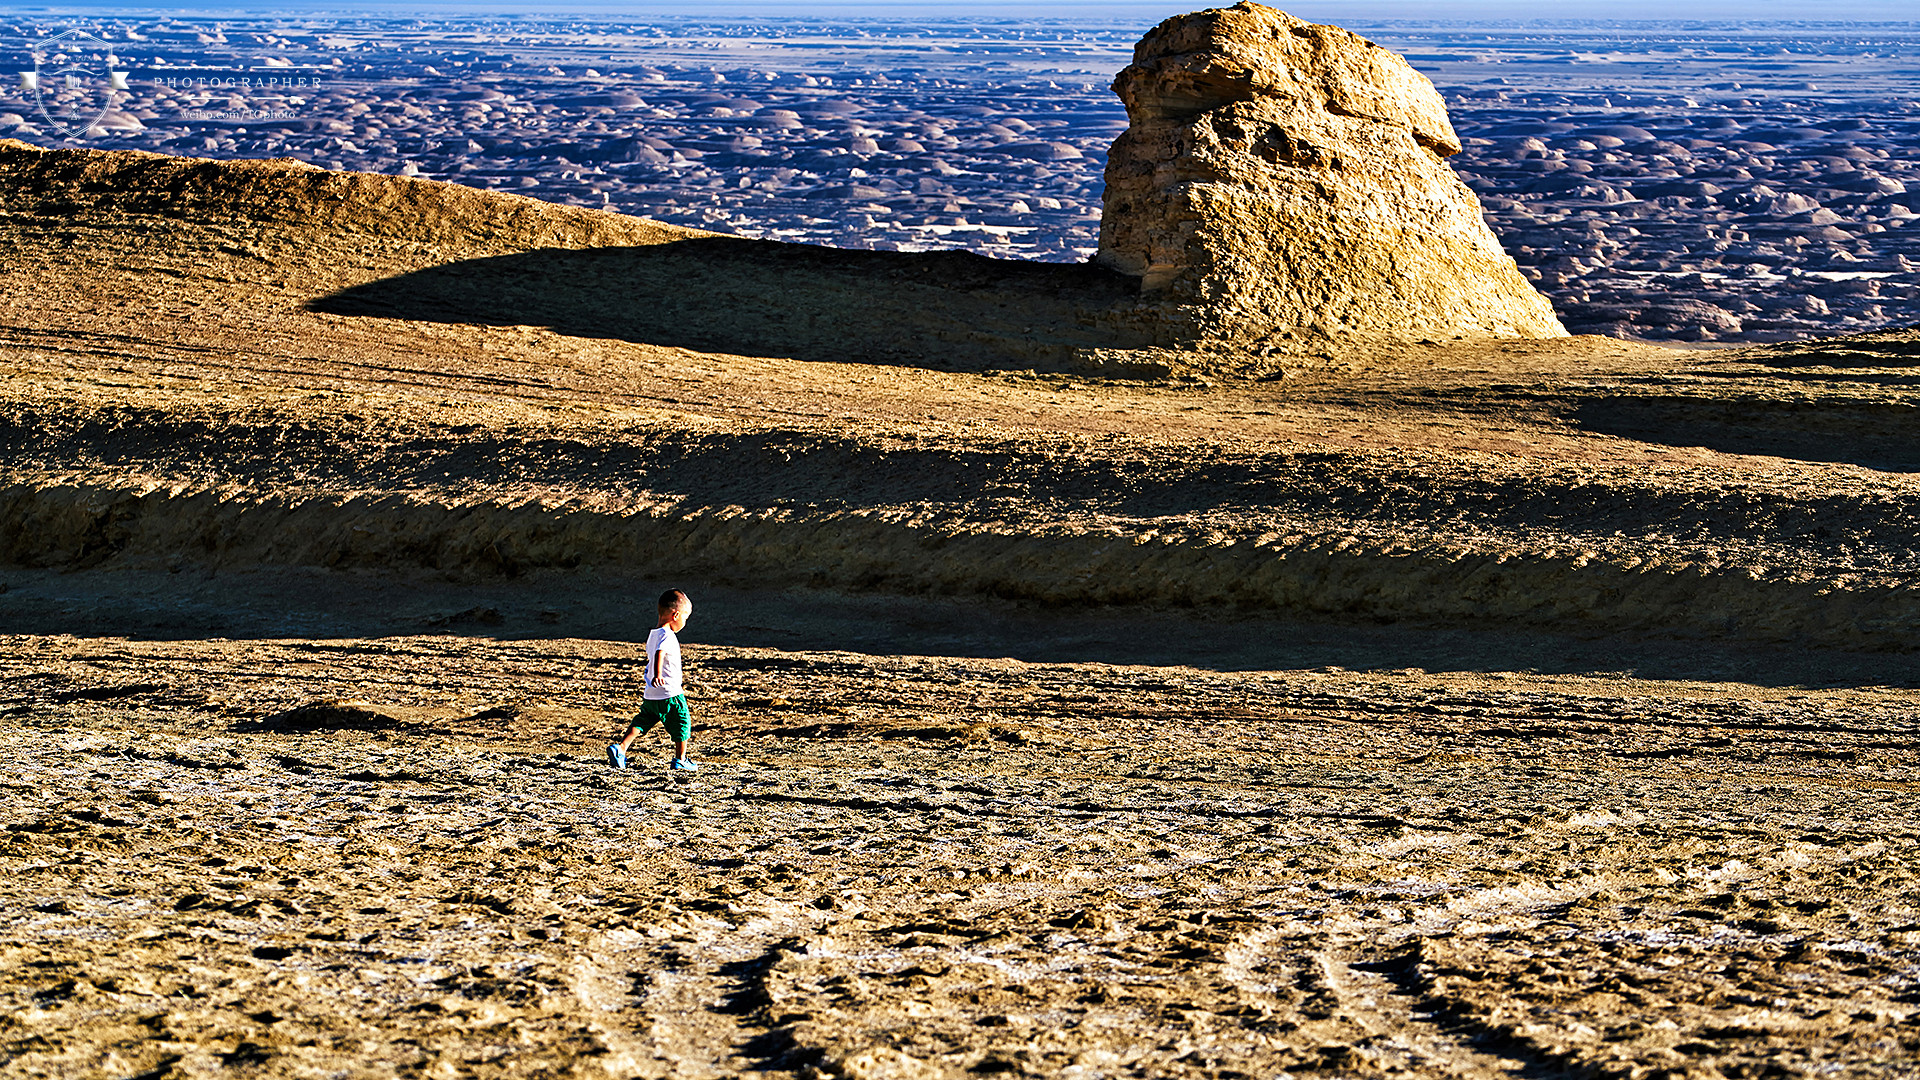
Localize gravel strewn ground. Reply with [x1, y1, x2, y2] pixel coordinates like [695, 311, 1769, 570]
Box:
[4, 636, 1918, 1079]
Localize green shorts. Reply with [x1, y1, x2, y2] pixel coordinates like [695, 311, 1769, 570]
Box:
[630, 695, 692, 743]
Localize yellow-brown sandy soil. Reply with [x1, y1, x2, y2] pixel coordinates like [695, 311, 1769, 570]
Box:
[6, 637, 1919, 1079]
[2, 145, 1918, 1078]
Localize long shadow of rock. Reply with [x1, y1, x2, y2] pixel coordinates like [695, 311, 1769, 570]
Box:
[306, 237, 1151, 371]
[1573, 396, 1920, 472]
[1742, 327, 1920, 369]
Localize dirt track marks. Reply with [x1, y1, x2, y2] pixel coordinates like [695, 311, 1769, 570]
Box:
[4, 637, 1919, 1078]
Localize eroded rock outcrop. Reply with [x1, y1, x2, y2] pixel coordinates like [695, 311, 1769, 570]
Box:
[1098, 2, 1566, 346]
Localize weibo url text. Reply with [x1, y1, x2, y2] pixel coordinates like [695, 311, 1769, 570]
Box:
[187, 108, 298, 121]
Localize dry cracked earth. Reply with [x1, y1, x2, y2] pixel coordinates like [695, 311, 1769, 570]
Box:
[3, 149, 1920, 1079]
[3, 635, 1919, 1080]
[10, 570, 1920, 1080]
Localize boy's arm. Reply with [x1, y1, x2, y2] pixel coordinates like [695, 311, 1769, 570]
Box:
[648, 645, 663, 687]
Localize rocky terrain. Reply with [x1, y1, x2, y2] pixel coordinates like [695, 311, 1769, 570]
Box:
[3, 11, 1915, 342]
[1, 12, 1918, 1080]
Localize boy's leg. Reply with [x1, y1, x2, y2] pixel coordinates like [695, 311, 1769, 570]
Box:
[606, 723, 634, 769]
[609, 707, 655, 767]
[665, 697, 693, 765]
[624, 703, 663, 752]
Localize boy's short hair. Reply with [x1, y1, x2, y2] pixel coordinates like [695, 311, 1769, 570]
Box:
[658, 589, 691, 614]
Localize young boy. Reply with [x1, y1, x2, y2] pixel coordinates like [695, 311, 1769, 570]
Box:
[606, 589, 697, 772]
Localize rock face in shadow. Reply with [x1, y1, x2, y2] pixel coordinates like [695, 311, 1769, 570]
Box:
[1098, 2, 1567, 346]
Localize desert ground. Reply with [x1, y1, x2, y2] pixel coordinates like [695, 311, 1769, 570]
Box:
[3, 123, 1919, 1080]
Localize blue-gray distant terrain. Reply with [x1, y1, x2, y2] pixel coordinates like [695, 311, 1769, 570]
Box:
[4, 13, 1916, 343]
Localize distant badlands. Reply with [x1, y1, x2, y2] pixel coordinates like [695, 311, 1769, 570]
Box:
[1, 14, 1916, 343]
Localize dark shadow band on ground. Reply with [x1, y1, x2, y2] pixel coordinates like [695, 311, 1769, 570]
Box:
[12, 409, 1916, 552]
[0, 568, 1913, 690]
[1744, 329, 1920, 369]
[305, 238, 1150, 371]
[4, 476, 1913, 652]
[1573, 397, 1920, 472]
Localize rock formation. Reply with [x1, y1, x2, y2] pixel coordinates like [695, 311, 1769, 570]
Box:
[1098, 1, 1566, 346]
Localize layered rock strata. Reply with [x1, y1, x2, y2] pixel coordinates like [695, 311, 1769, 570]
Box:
[1098, 1, 1566, 346]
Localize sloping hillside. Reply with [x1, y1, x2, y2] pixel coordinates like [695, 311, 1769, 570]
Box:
[1, 142, 1916, 650]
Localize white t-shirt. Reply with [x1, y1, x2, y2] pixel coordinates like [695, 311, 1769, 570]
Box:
[644, 626, 683, 700]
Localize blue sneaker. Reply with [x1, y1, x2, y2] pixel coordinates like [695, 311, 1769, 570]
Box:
[606, 743, 627, 769]
[670, 757, 699, 772]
